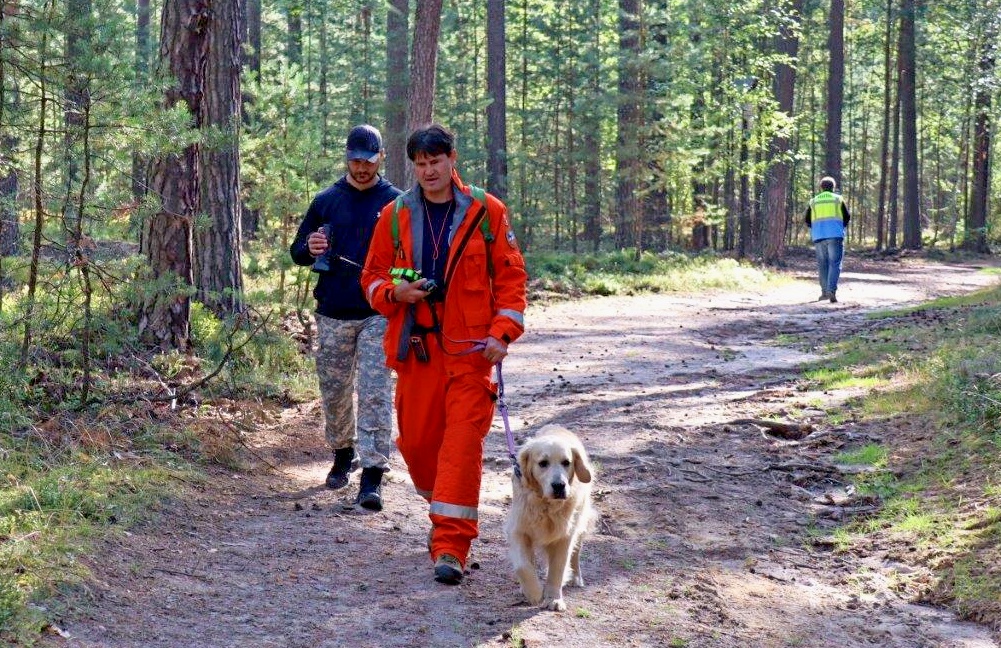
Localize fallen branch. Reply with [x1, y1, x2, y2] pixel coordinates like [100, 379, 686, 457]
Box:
[728, 418, 815, 440]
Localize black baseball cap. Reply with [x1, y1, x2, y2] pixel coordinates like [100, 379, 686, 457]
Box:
[346, 124, 383, 163]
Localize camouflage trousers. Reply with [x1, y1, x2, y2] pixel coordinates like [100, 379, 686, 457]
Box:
[315, 313, 394, 470]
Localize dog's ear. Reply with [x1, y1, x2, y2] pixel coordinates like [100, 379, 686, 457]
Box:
[572, 445, 593, 484]
[518, 447, 540, 493]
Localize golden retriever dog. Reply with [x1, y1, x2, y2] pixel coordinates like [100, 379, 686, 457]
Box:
[504, 424, 596, 611]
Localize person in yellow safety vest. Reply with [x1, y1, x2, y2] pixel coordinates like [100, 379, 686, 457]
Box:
[804, 176, 851, 303]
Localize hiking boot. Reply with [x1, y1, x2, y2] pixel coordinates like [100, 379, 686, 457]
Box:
[434, 554, 464, 585]
[818, 291, 829, 301]
[325, 447, 358, 490]
[829, 291, 838, 303]
[356, 467, 384, 511]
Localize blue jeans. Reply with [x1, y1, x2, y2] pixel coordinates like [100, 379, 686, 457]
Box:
[814, 237, 844, 294]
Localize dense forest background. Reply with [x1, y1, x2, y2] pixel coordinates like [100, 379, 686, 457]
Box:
[3, 2, 1001, 641]
[0, 0, 999, 377]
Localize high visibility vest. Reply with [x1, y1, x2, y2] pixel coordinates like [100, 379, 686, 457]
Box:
[809, 191, 845, 241]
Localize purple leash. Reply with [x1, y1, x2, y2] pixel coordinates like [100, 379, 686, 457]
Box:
[495, 361, 522, 478]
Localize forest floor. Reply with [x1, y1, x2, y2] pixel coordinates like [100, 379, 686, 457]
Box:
[44, 250, 1001, 648]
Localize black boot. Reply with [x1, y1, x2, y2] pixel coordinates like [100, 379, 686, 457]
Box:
[325, 447, 358, 490]
[356, 467, 384, 511]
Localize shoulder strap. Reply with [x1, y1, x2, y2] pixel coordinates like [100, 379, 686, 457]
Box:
[467, 184, 495, 276]
[442, 204, 489, 294]
[468, 185, 494, 243]
[391, 196, 405, 252]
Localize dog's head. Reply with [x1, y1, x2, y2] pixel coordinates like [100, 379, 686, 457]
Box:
[518, 426, 593, 500]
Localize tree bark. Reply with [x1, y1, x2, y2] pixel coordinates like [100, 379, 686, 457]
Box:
[286, 1, 302, 66]
[132, 0, 150, 203]
[615, 0, 643, 251]
[825, 0, 845, 185]
[64, 0, 91, 235]
[405, 0, 442, 186]
[964, 5, 995, 253]
[194, 0, 244, 315]
[582, 0, 602, 252]
[140, 0, 203, 351]
[247, 0, 261, 83]
[898, 0, 921, 249]
[384, 0, 409, 188]
[0, 7, 18, 263]
[761, 0, 804, 265]
[486, 0, 507, 200]
[875, 0, 893, 251]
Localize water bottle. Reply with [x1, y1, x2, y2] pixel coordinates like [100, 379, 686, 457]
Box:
[312, 225, 331, 272]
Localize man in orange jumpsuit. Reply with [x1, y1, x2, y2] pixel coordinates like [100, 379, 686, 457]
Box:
[361, 123, 527, 585]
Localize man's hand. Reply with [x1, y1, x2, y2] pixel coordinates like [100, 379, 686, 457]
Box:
[482, 336, 508, 364]
[393, 278, 436, 304]
[307, 229, 329, 257]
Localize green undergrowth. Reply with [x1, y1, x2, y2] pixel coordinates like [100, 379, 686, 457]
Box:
[805, 284, 1001, 624]
[0, 253, 316, 643]
[524, 249, 786, 298]
[0, 426, 191, 644]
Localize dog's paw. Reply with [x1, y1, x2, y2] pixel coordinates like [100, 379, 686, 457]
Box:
[542, 596, 567, 612]
[520, 582, 543, 606]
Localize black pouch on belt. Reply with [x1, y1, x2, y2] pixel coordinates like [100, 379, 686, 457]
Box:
[409, 334, 429, 363]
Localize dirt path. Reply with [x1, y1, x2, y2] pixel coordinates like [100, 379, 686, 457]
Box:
[53, 253, 1001, 648]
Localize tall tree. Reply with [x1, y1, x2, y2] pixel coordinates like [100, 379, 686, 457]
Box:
[761, 0, 804, 264]
[964, 3, 996, 252]
[140, 0, 200, 351]
[486, 0, 507, 200]
[287, 0, 303, 66]
[898, 0, 921, 249]
[581, 0, 603, 252]
[615, 0, 643, 252]
[247, 0, 261, 83]
[64, 0, 91, 233]
[194, 0, 244, 315]
[0, 1, 19, 264]
[874, 0, 894, 251]
[385, 0, 408, 187]
[825, 0, 845, 184]
[132, 0, 150, 203]
[406, 0, 442, 185]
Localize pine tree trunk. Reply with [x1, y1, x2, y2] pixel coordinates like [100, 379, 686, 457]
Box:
[140, 0, 200, 351]
[875, 0, 893, 251]
[384, 0, 408, 188]
[898, 0, 921, 249]
[405, 0, 442, 187]
[247, 0, 261, 82]
[194, 0, 243, 315]
[615, 0, 643, 251]
[582, 0, 602, 252]
[964, 6, 995, 253]
[0, 9, 18, 263]
[132, 0, 150, 203]
[761, 0, 804, 265]
[825, 0, 845, 183]
[486, 0, 507, 201]
[287, 1, 302, 66]
[64, 0, 91, 237]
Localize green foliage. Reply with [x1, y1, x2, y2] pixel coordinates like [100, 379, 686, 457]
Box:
[525, 249, 782, 298]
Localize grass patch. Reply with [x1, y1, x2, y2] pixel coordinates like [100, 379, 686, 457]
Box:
[0, 428, 189, 643]
[834, 444, 887, 466]
[525, 249, 786, 298]
[804, 283, 1001, 625]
